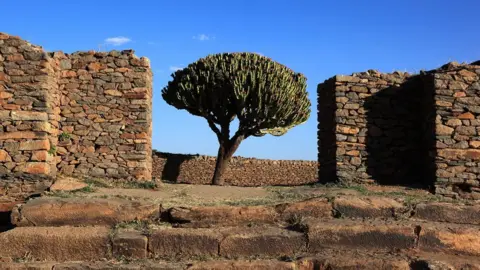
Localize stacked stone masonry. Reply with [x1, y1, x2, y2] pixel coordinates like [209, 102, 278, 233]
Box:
[318, 61, 480, 199]
[152, 151, 318, 186]
[0, 32, 152, 199]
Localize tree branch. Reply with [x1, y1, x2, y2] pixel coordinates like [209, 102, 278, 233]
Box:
[207, 118, 222, 142]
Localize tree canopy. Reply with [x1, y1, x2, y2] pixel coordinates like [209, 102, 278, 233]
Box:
[162, 52, 311, 138]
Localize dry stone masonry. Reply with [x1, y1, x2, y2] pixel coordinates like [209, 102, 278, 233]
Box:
[152, 151, 318, 186]
[318, 61, 480, 199]
[54, 50, 152, 180]
[0, 32, 152, 199]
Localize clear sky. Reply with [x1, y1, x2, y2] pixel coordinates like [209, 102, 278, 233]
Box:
[3, 0, 479, 160]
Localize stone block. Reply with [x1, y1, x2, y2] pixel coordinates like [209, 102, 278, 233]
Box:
[333, 196, 404, 218]
[307, 220, 416, 252]
[11, 197, 159, 226]
[169, 205, 278, 228]
[112, 230, 147, 259]
[0, 226, 110, 261]
[219, 227, 306, 258]
[149, 228, 222, 258]
[11, 111, 48, 121]
[415, 202, 480, 225]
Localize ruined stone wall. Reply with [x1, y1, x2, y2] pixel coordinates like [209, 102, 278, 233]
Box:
[0, 33, 57, 199]
[0, 32, 153, 200]
[54, 50, 153, 181]
[434, 62, 480, 199]
[318, 61, 480, 198]
[152, 152, 318, 186]
[318, 71, 433, 186]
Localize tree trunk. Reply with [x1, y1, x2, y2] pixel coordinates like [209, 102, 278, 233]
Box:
[211, 136, 244, 185]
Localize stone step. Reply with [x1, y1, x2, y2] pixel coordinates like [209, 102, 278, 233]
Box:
[1, 220, 479, 262]
[10, 195, 480, 228]
[1, 250, 479, 270]
[167, 196, 480, 228]
[11, 197, 160, 226]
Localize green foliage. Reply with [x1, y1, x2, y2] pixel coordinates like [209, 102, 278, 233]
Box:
[161, 52, 311, 137]
[48, 145, 56, 156]
[59, 132, 71, 141]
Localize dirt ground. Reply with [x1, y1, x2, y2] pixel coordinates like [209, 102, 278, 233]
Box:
[42, 176, 445, 208]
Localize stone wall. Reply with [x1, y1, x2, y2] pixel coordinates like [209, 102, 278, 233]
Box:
[318, 61, 480, 199]
[0, 33, 58, 199]
[152, 151, 318, 186]
[0, 32, 153, 200]
[433, 62, 480, 199]
[53, 50, 152, 180]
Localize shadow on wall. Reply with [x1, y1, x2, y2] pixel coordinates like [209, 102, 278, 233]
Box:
[154, 151, 196, 183]
[318, 78, 338, 183]
[364, 74, 437, 188]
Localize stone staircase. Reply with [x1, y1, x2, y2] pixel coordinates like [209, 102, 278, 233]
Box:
[1, 195, 480, 269]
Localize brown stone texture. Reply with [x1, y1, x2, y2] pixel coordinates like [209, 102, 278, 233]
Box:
[276, 197, 333, 220]
[0, 33, 59, 199]
[149, 228, 222, 259]
[333, 196, 404, 218]
[0, 32, 152, 201]
[219, 226, 306, 258]
[54, 50, 152, 181]
[11, 197, 159, 226]
[53, 261, 184, 270]
[318, 61, 480, 199]
[169, 205, 278, 227]
[433, 63, 480, 199]
[298, 256, 410, 270]
[307, 220, 416, 252]
[0, 262, 56, 270]
[49, 176, 88, 191]
[0, 226, 110, 261]
[419, 223, 480, 256]
[188, 260, 297, 270]
[112, 230, 148, 259]
[152, 151, 317, 186]
[415, 202, 480, 225]
[318, 71, 434, 187]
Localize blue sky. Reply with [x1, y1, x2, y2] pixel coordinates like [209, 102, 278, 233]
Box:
[4, 0, 479, 160]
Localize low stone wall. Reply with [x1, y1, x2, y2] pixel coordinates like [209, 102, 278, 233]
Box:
[152, 151, 318, 186]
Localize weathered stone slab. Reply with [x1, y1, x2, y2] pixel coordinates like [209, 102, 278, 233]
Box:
[188, 260, 297, 270]
[333, 196, 404, 218]
[169, 205, 278, 227]
[0, 201, 22, 212]
[11, 197, 159, 226]
[307, 220, 416, 252]
[54, 261, 183, 270]
[219, 226, 306, 258]
[419, 224, 480, 256]
[415, 202, 480, 225]
[0, 131, 46, 140]
[276, 197, 333, 220]
[112, 230, 148, 259]
[298, 256, 410, 270]
[0, 226, 110, 261]
[149, 228, 222, 258]
[11, 111, 48, 121]
[0, 262, 56, 270]
[49, 176, 88, 191]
